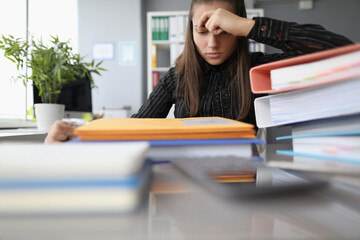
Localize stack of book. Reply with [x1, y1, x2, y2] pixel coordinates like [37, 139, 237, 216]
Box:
[74, 117, 264, 161]
[0, 142, 151, 215]
[250, 43, 360, 175]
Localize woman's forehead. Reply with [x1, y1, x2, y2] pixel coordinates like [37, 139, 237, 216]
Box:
[192, 1, 235, 21]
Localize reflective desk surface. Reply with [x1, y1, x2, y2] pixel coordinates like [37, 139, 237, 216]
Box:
[0, 144, 359, 240]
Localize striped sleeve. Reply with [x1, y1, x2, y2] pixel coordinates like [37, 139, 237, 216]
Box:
[247, 17, 353, 55]
[131, 68, 177, 118]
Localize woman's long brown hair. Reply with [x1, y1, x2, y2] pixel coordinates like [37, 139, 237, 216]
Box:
[176, 0, 251, 121]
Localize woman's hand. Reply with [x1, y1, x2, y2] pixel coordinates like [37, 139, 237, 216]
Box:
[44, 120, 78, 144]
[196, 8, 255, 37]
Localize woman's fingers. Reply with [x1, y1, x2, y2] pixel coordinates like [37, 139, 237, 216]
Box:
[196, 8, 253, 37]
[197, 10, 214, 30]
[197, 9, 231, 35]
[44, 120, 78, 144]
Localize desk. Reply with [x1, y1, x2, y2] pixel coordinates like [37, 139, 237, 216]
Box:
[0, 145, 359, 239]
[0, 128, 47, 143]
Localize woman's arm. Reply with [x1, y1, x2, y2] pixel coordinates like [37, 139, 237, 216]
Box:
[247, 17, 353, 54]
[131, 67, 177, 118]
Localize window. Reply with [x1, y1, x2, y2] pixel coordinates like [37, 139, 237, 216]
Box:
[0, 0, 27, 119]
[0, 0, 78, 120]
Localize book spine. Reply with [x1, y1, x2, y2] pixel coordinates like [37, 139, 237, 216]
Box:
[151, 44, 157, 68]
[164, 16, 169, 41]
[153, 71, 159, 89]
[152, 17, 158, 40]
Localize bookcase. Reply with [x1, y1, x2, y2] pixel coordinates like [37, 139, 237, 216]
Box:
[147, 9, 264, 118]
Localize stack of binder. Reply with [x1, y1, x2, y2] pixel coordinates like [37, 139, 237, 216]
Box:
[0, 142, 151, 215]
[250, 43, 360, 173]
[74, 117, 264, 161]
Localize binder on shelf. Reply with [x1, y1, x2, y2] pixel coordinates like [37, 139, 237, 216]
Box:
[159, 17, 164, 40]
[152, 17, 159, 40]
[152, 71, 159, 89]
[75, 117, 257, 141]
[169, 15, 177, 41]
[250, 43, 360, 94]
[163, 16, 169, 40]
[151, 17, 156, 40]
[177, 15, 186, 42]
[151, 44, 157, 68]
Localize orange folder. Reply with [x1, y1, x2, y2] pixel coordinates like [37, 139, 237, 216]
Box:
[250, 43, 360, 94]
[75, 117, 256, 141]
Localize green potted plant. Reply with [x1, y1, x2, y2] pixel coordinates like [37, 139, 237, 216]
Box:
[0, 35, 106, 130]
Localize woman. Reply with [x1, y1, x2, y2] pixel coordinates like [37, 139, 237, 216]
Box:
[45, 0, 352, 143]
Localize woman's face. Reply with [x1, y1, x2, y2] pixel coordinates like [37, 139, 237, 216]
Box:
[192, 2, 237, 66]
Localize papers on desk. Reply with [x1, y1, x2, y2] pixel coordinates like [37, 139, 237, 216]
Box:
[0, 142, 151, 215]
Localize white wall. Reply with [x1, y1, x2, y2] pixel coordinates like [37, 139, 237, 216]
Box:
[78, 0, 143, 115]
